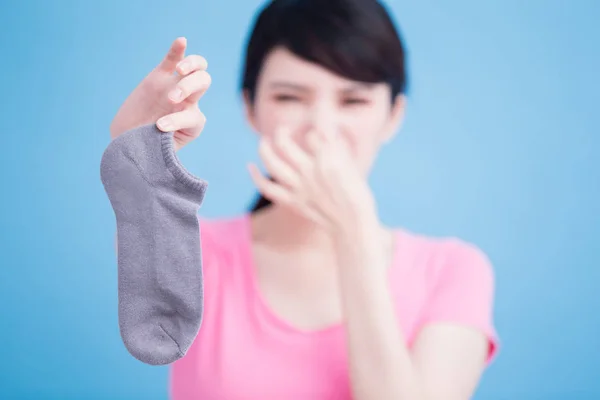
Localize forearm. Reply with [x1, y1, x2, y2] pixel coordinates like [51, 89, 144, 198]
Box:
[333, 218, 425, 400]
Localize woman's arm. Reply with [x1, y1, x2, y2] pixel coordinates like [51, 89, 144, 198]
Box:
[245, 127, 493, 398]
[334, 215, 489, 400]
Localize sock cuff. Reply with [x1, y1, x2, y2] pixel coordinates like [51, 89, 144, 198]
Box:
[160, 130, 208, 195]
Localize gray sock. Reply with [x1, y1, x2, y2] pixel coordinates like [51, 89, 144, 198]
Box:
[100, 123, 208, 365]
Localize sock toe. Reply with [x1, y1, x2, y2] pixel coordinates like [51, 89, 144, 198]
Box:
[121, 322, 184, 366]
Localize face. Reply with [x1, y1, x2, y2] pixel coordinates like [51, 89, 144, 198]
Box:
[244, 46, 405, 176]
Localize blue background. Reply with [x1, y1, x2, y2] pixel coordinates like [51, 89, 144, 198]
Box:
[1, 0, 598, 399]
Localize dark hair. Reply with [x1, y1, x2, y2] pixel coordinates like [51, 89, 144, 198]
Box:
[241, 0, 408, 213]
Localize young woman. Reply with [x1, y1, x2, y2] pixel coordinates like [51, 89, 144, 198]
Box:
[109, 1, 498, 399]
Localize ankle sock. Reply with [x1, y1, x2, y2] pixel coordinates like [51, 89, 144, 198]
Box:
[100, 123, 208, 365]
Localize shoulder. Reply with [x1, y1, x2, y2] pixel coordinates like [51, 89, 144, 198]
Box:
[197, 213, 250, 257]
[198, 213, 248, 237]
[395, 227, 495, 293]
[394, 228, 499, 361]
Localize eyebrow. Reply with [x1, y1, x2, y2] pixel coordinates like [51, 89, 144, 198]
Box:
[268, 81, 374, 93]
[268, 82, 309, 91]
[342, 83, 375, 93]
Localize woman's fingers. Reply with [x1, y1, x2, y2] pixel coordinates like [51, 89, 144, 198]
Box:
[173, 54, 210, 104]
[248, 163, 294, 204]
[305, 129, 323, 156]
[176, 54, 208, 76]
[157, 107, 206, 151]
[158, 37, 187, 73]
[156, 107, 206, 139]
[273, 126, 314, 176]
[247, 163, 327, 226]
[168, 69, 212, 104]
[258, 138, 302, 189]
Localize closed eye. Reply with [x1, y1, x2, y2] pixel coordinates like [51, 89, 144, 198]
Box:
[274, 94, 301, 102]
[343, 98, 370, 105]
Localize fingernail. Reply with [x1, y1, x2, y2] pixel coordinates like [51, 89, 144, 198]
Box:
[157, 118, 172, 130]
[169, 88, 182, 101]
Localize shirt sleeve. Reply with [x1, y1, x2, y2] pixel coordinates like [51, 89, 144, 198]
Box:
[420, 239, 499, 363]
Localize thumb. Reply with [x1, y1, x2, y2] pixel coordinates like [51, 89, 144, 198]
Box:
[157, 37, 187, 73]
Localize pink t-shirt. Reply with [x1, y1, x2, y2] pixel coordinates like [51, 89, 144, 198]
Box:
[169, 214, 498, 400]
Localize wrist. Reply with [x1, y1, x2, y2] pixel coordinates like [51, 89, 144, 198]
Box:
[332, 202, 379, 237]
[332, 209, 385, 259]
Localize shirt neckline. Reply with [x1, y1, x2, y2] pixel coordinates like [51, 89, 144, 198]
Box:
[236, 212, 405, 341]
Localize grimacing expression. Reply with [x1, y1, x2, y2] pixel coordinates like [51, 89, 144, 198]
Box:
[244, 47, 405, 176]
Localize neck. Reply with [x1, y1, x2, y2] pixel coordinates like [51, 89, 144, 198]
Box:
[250, 203, 389, 252]
[249, 204, 395, 276]
[250, 204, 333, 250]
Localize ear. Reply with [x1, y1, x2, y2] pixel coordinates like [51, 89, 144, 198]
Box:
[243, 89, 259, 134]
[381, 94, 406, 143]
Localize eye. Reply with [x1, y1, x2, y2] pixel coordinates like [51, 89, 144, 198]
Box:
[343, 98, 369, 105]
[274, 94, 300, 102]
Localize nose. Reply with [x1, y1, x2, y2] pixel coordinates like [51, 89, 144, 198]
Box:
[305, 100, 339, 138]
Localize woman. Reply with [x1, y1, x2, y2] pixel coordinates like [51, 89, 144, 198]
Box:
[109, 1, 498, 399]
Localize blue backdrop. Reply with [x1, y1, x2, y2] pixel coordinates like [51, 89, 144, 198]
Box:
[1, 0, 598, 399]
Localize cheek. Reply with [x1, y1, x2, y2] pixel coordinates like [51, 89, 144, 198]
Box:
[344, 108, 388, 161]
[253, 99, 309, 139]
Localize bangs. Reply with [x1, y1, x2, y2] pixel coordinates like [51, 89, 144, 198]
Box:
[278, 3, 404, 87]
[242, 0, 407, 100]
